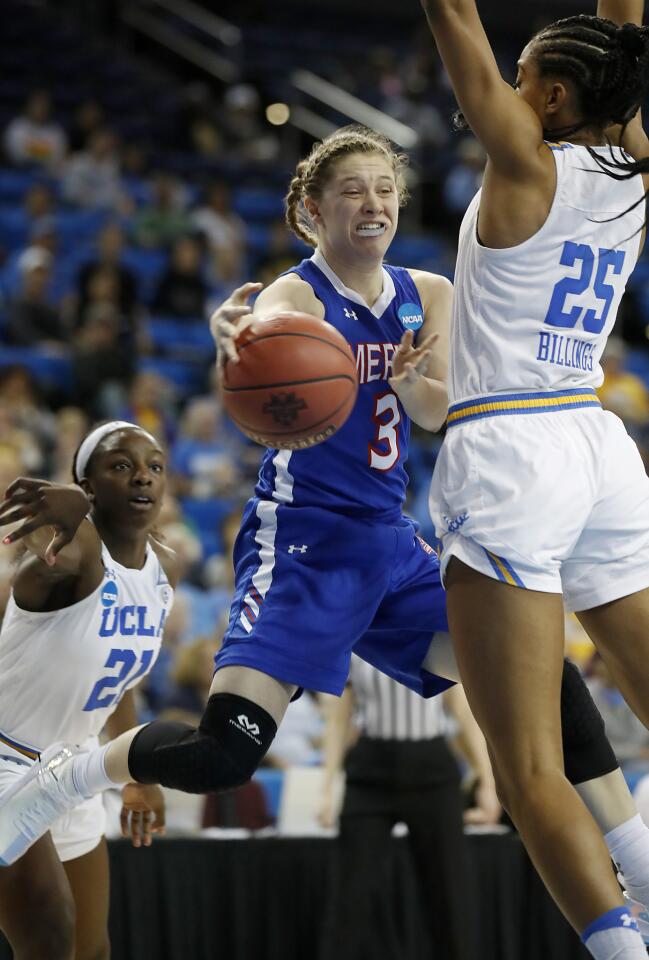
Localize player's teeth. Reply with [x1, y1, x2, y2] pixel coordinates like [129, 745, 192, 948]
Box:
[356, 223, 385, 234]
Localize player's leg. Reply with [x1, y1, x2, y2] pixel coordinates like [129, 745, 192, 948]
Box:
[446, 559, 627, 939]
[63, 840, 111, 960]
[577, 589, 649, 914]
[0, 834, 76, 960]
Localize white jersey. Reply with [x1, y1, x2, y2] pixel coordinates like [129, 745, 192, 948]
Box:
[450, 143, 644, 405]
[0, 540, 173, 759]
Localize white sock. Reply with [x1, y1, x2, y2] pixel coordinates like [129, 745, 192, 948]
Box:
[582, 907, 646, 959]
[605, 814, 649, 907]
[70, 744, 122, 798]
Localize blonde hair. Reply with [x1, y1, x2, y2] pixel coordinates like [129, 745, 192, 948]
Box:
[285, 124, 409, 247]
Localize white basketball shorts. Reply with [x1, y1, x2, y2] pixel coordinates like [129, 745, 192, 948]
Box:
[430, 391, 649, 612]
[0, 736, 105, 863]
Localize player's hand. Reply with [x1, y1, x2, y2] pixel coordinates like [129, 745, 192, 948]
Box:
[0, 479, 90, 565]
[389, 330, 438, 389]
[209, 281, 263, 365]
[463, 778, 502, 827]
[120, 783, 166, 848]
[316, 788, 338, 829]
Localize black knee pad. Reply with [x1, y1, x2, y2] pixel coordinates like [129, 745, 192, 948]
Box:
[560, 658, 618, 785]
[127, 693, 277, 794]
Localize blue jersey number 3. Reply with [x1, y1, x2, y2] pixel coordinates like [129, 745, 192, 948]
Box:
[83, 648, 155, 711]
[545, 241, 625, 334]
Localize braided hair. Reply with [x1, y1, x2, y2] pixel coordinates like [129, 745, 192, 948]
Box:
[285, 124, 409, 247]
[531, 16, 649, 136]
[531, 16, 649, 223]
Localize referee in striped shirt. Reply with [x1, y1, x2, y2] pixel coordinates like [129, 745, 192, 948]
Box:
[318, 656, 500, 960]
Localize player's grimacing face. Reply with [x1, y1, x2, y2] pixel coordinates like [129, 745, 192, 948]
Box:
[84, 429, 166, 528]
[314, 153, 399, 258]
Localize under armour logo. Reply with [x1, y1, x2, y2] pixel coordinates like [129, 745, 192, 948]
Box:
[621, 913, 637, 928]
[263, 392, 307, 426]
[288, 544, 308, 554]
[344, 308, 358, 320]
[237, 714, 260, 736]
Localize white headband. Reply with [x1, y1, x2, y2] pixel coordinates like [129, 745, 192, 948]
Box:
[75, 421, 158, 480]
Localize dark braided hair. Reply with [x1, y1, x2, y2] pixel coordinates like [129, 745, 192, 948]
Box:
[531, 16, 649, 135]
[532, 16, 649, 224]
[453, 17, 649, 223]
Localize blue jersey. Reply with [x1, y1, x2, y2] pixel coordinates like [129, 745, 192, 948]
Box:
[255, 251, 425, 523]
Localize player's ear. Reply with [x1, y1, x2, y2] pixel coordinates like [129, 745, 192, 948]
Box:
[545, 80, 568, 118]
[79, 478, 94, 502]
[304, 196, 322, 225]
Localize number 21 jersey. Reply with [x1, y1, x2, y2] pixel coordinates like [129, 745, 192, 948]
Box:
[0, 540, 173, 757]
[450, 144, 644, 404]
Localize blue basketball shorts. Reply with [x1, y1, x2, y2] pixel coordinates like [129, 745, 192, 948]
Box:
[214, 498, 453, 697]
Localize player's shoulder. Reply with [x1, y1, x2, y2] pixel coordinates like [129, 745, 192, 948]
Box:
[255, 270, 324, 319]
[406, 269, 453, 309]
[148, 536, 180, 589]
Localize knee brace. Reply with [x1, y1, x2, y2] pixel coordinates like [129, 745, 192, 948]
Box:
[560, 658, 618, 785]
[127, 693, 277, 794]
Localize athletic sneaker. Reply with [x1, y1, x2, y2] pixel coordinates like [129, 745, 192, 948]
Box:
[0, 744, 84, 866]
[623, 892, 649, 946]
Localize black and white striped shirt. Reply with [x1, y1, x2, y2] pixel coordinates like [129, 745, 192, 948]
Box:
[349, 656, 447, 741]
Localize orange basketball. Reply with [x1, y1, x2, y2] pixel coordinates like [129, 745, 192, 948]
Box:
[221, 312, 359, 449]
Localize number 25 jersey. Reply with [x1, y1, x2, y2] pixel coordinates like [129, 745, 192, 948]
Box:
[255, 249, 425, 523]
[0, 540, 173, 757]
[450, 144, 644, 405]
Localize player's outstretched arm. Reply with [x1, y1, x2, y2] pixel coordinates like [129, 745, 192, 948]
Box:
[0, 478, 97, 570]
[389, 272, 451, 432]
[419, 0, 545, 174]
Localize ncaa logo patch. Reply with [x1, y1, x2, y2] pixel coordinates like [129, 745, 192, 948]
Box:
[397, 302, 424, 331]
[101, 581, 118, 607]
[159, 585, 171, 605]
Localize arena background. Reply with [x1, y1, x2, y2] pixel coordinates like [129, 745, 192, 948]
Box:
[1, 1, 648, 957]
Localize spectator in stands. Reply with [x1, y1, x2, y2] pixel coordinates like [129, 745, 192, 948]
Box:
[178, 82, 224, 159]
[3, 89, 67, 168]
[221, 84, 280, 164]
[598, 337, 649, 429]
[77, 221, 139, 319]
[0, 365, 55, 462]
[192, 181, 247, 283]
[118, 370, 177, 443]
[160, 636, 216, 724]
[71, 264, 139, 361]
[254, 219, 301, 286]
[22, 181, 56, 233]
[152, 235, 208, 319]
[0, 401, 44, 476]
[132, 171, 192, 249]
[170, 397, 238, 498]
[71, 303, 134, 416]
[586, 652, 649, 782]
[443, 137, 487, 232]
[67, 97, 106, 153]
[5, 246, 65, 347]
[47, 406, 89, 482]
[62, 127, 126, 210]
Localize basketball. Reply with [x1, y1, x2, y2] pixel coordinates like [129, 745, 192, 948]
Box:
[221, 312, 359, 449]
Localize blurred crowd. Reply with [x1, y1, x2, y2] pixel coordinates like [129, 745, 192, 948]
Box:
[2, 0, 649, 832]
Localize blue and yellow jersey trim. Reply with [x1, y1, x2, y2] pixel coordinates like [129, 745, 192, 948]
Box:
[546, 141, 574, 152]
[447, 388, 601, 428]
[0, 729, 40, 760]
